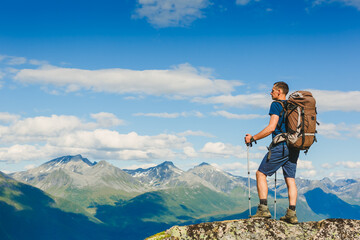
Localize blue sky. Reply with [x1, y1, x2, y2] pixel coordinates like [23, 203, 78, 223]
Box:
[0, 0, 360, 180]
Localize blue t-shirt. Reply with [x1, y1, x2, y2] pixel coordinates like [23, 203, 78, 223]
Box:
[269, 101, 286, 138]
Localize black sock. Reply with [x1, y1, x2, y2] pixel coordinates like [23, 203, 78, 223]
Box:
[289, 205, 296, 211]
[260, 199, 267, 206]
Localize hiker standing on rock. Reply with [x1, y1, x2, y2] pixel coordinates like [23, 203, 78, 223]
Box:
[245, 81, 300, 224]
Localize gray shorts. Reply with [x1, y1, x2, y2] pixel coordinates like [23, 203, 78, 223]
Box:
[258, 143, 300, 178]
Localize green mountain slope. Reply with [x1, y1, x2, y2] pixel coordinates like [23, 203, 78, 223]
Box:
[0, 172, 120, 240]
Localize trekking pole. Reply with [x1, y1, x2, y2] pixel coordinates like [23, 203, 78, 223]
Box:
[274, 171, 277, 219]
[247, 145, 251, 217]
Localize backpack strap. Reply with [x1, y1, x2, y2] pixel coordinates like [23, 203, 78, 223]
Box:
[273, 100, 287, 133]
[267, 100, 287, 160]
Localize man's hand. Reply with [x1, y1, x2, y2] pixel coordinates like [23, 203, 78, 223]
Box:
[245, 134, 252, 144]
[245, 134, 257, 147]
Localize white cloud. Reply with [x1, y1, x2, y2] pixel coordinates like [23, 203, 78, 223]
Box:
[178, 130, 215, 138]
[193, 89, 360, 113]
[0, 131, 190, 163]
[298, 169, 317, 178]
[183, 146, 198, 157]
[317, 122, 341, 138]
[236, 0, 260, 6]
[321, 163, 333, 169]
[317, 122, 360, 139]
[193, 93, 270, 109]
[134, 111, 204, 118]
[0, 112, 20, 124]
[212, 110, 267, 120]
[133, 0, 210, 28]
[336, 161, 360, 169]
[7, 56, 27, 65]
[212, 161, 259, 171]
[329, 170, 360, 180]
[90, 112, 125, 127]
[311, 90, 360, 112]
[0, 144, 48, 162]
[0, 112, 194, 163]
[13, 63, 241, 98]
[200, 142, 263, 159]
[0, 113, 124, 144]
[257, 146, 268, 151]
[297, 159, 314, 170]
[313, 0, 360, 10]
[28, 59, 49, 66]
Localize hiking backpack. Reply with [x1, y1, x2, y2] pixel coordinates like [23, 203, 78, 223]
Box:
[272, 91, 318, 152]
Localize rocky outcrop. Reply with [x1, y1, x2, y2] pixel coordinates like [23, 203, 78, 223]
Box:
[146, 218, 360, 240]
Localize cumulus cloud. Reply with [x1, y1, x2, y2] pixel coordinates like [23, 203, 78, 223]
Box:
[200, 142, 263, 159]
[236, 0, 260, 6]
[0, 113, 124, 144]
[90, 112, 125, 127]
[321, 163, 333, 169]
[193, 93, 270, 109]
[178, 130, 215, 138]
[311, 90, 360, 112]
[134, 111, 204, 118]
[183, 146, 198, 157]
[329, 170, 360, 180]
[313, 0, 360, 10]
[298, 170, 317, 178]
[212, 161, 259, 171]
[212, 110, 267, 120]
[297, 159, 314, 170]
[0, 55, 48, 66]
[0, 112, 20, 124]
[317, 122, 360, 139]
[13, 63, 241, 98]
[0, 113, 195, 163]
[336, 161, 360, 168]
[133, 0, 210, 28]
[7, 57, 27, 65]
[193, 89, 360, 113]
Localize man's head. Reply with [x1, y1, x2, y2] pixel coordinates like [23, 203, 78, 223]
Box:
[271, 81, 288, 100]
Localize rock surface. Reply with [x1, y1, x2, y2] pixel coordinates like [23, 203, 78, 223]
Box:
[146, 218, 360, 240]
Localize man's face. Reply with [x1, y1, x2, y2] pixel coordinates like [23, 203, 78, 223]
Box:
[270, 86, 281, 100]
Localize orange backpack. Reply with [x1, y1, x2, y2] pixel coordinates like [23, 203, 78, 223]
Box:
[272, 91, 318, 152]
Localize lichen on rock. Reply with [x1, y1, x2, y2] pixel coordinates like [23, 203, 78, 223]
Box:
[146, 218, 360, 240]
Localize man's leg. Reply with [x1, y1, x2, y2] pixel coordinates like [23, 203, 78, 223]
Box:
[285, 177, 297, 206]
[280, 177, 298, 224]
[250, 170, 272, 218]
[256, 170, 268, 200]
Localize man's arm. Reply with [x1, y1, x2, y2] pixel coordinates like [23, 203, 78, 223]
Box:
[245, 114, 279, 144]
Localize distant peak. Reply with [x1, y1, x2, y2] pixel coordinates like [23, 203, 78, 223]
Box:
[44, 155, 95, 167]
[159, 161, 175, 167]
[199, 162, 210, 167]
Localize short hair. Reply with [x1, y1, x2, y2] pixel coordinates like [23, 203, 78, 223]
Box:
[274, 81, 289, 95]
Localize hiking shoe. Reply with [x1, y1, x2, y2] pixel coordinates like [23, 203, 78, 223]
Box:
[250, 204, 271, 218]
[280, 208, 298, 224]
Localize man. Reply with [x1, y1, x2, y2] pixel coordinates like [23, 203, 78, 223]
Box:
[244, 81, 300, 224]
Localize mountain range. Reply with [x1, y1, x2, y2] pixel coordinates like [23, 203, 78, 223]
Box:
[1, 154, 359, 239]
